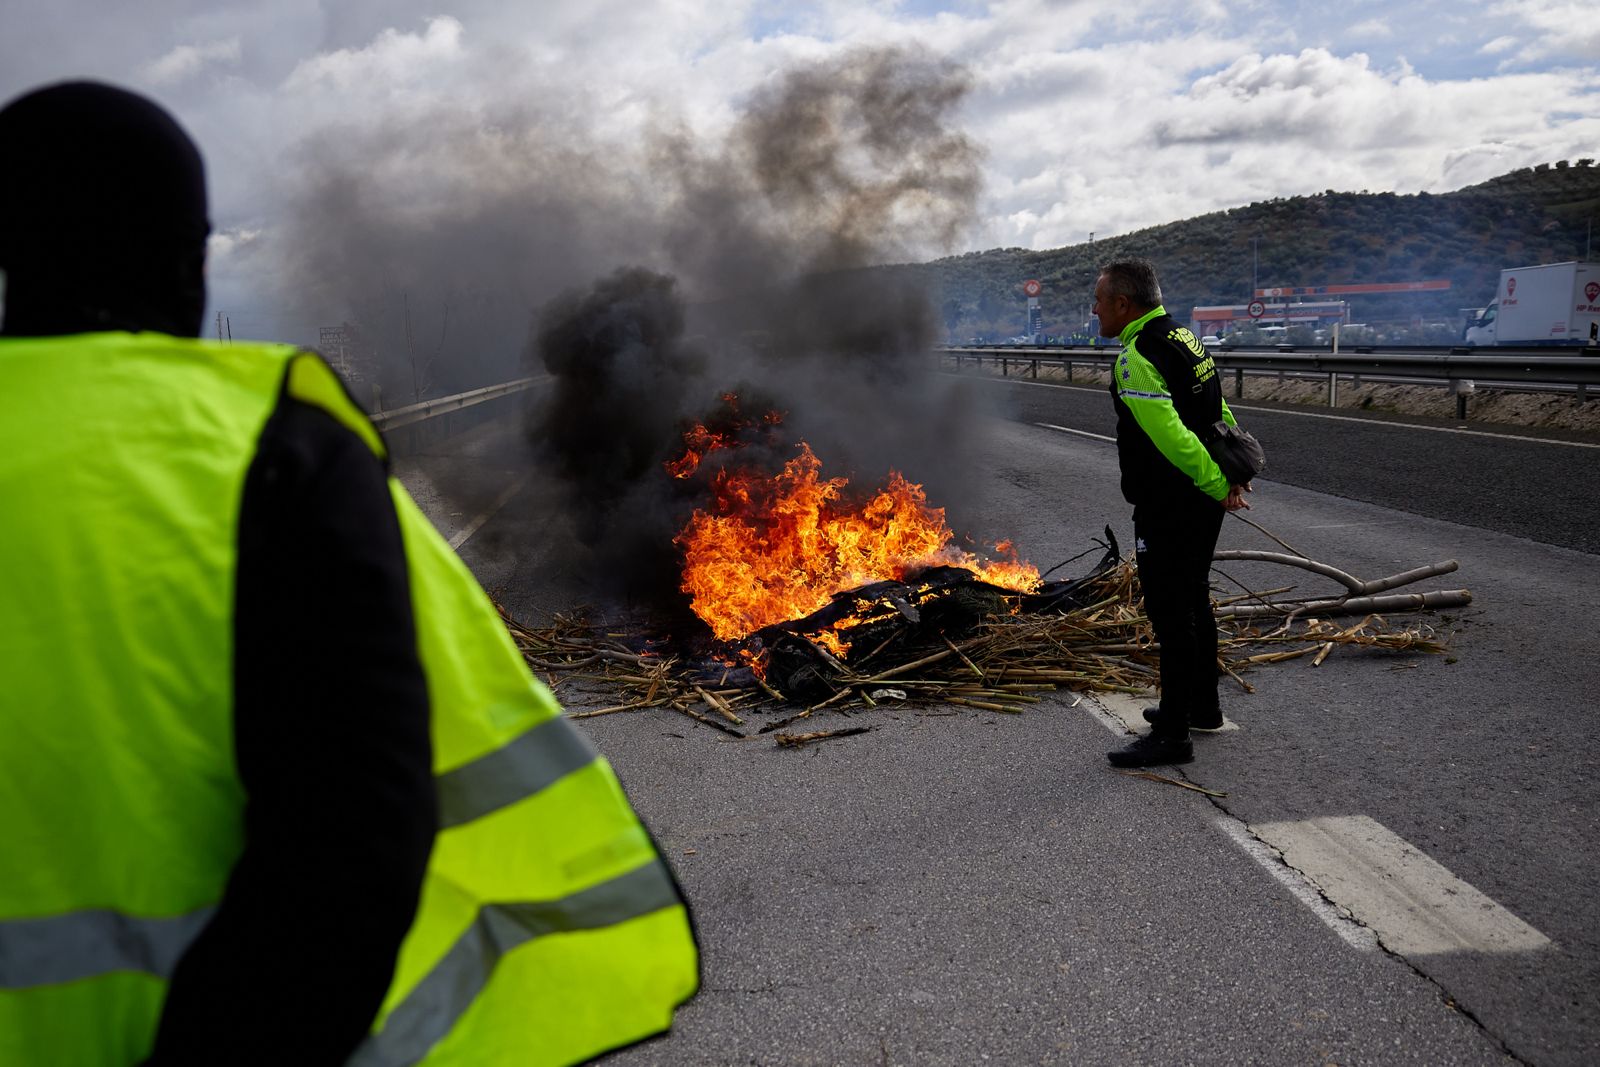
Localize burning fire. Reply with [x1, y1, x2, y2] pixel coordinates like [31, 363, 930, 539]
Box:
[664, 393, 783, 480]
[671, 414, 1041, 646]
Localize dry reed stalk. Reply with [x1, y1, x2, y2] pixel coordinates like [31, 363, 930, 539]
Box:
[774, 726, 873, 748]
[493, 536, 1456, 735]
[693, 685, 744, 726]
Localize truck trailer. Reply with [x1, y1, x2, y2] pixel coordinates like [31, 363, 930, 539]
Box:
[1463, 262, 1600, 346]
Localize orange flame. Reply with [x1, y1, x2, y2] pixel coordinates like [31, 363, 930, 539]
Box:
[675, 436, 1040, 644]
[664, 393, 783, 479]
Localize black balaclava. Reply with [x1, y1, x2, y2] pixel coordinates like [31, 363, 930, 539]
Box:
[0, 81, 210, 338]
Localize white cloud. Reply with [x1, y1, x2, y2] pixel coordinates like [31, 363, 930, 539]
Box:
[959, 37, 1600, 250]
[282, 16, 464, 95]
[1488, 0, 1600, 64]
[143, 38, 240, 86]
[208, 226, 260, 255]
[2, 0, 1594, 332]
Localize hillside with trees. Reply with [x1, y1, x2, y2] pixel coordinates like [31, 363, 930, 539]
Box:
[910, 159, 1600, 342]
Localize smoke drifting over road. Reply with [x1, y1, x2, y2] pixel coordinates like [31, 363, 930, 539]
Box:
[277, 44, 989, 613]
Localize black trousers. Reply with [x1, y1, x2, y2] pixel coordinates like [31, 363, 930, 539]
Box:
[1134, 495, 1225, 732]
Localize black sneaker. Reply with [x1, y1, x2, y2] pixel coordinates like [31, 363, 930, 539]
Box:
[1142, 706, 1224, 733]
[1107, 732, 1194, 768]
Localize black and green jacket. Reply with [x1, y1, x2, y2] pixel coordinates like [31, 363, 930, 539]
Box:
[1109, 305, 1237, 507]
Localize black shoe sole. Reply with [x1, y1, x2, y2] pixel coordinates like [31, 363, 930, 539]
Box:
[1107, 740, 1195, 767]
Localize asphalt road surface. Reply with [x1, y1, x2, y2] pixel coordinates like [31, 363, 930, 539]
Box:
[396, 375, 1600, 1066]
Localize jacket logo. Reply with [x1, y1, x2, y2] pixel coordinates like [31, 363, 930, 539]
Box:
[1168, 326, 1208, 359]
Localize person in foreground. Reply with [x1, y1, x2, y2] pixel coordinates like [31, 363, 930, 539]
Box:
[0, 81, 697, 1066]
[1093, 258, 1252, 769]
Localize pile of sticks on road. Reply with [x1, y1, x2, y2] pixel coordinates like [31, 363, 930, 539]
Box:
[499, 538, 1466, 741]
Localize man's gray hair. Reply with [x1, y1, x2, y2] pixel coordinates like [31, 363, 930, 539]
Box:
[1098, 258, 1162, 309]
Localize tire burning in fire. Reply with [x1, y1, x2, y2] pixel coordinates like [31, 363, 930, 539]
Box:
[664, 392, 1043, 681]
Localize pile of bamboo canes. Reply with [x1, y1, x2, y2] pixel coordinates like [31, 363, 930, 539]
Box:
[500, 538, 1463, 742]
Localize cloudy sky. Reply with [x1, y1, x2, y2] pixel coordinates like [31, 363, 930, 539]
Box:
[1, 0, 1595, 343]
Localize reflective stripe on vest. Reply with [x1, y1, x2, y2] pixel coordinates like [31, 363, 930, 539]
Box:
[349, 859, 682, 1067]
[0, 717, 606, 990]
[0, 908, 214, 989]
[0, 335, 697, 1067]
[436, 715, 597, 829]
[0, 854, 679, 1062]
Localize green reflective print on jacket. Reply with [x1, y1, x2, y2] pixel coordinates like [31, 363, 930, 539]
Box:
[1115, 306, 1235, 502]
[0, 334, 697, 1066]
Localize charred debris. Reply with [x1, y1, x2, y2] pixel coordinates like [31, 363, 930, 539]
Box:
[500, 526, 1468, 746]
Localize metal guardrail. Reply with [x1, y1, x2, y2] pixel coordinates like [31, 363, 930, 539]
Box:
[371, 376, 540, 431]
[938, 345, 1600, 413]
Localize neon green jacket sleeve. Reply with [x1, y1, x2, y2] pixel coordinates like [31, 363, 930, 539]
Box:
[1220, 396, 1237, 428]
[1118, 340, 1231, 501]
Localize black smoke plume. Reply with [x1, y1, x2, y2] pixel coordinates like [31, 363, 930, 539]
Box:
[531, 45, 990, 611]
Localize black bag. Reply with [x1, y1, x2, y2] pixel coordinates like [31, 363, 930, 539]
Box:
[1203, 421, 1266, 484]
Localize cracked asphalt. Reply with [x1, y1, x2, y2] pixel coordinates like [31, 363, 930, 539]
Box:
[398, 376, 1600, 1065]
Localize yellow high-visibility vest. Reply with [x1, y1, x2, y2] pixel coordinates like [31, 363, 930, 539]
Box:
[0, 333, 698, 1066]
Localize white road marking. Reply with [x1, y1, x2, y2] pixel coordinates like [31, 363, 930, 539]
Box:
[1215, 818, 1379, 952]
[1304, 522, 1391, 529]
[1093, 690, 1240, 733]
[1251, 815, 1553, 956]
[968, 374, 1600, 450]
[1035, 422, 1116, 443]
[1087, 694, 1369, 949]
[1085, 688, 1545, 956]
[448, 474, 530, 551]
[1084, 692, 1140, 736]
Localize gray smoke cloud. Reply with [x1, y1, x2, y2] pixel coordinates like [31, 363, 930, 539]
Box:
[275, 44, 993, 620]
[275, 102, 653, 404]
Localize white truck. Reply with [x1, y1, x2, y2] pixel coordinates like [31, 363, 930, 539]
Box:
[1463, 261, 1600, 346]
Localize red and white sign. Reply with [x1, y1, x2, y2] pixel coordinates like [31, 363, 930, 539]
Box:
[1022, 279, 1042, 297]
[1507, 277, 1517, 297]
[1247, 300, 1266, 319]
[1585, 281, 1599, 303]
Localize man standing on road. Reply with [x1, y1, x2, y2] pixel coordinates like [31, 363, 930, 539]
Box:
[1093, 258, 1252, 768]
[0, 81, 697, 1066]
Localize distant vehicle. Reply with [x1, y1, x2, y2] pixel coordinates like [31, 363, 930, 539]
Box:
[1200, 334, 1221, 347]
[1464, 262, 1600, 346]
[1257, 325, 1289, 337]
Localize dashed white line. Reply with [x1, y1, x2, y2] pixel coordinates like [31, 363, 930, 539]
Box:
[1215, 818, 1380, 952]
[1084, 694, 1538, 956]
[1035, 422, 1115, 444]
[1088, 693, 1371, 949]
[448, 474, 530, 551]
[1305, 522, 1390, 529]
[1253, 815, 1553, 956]
[1092, 691, 1239, 733]
[1083, 693, 1140, 737]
